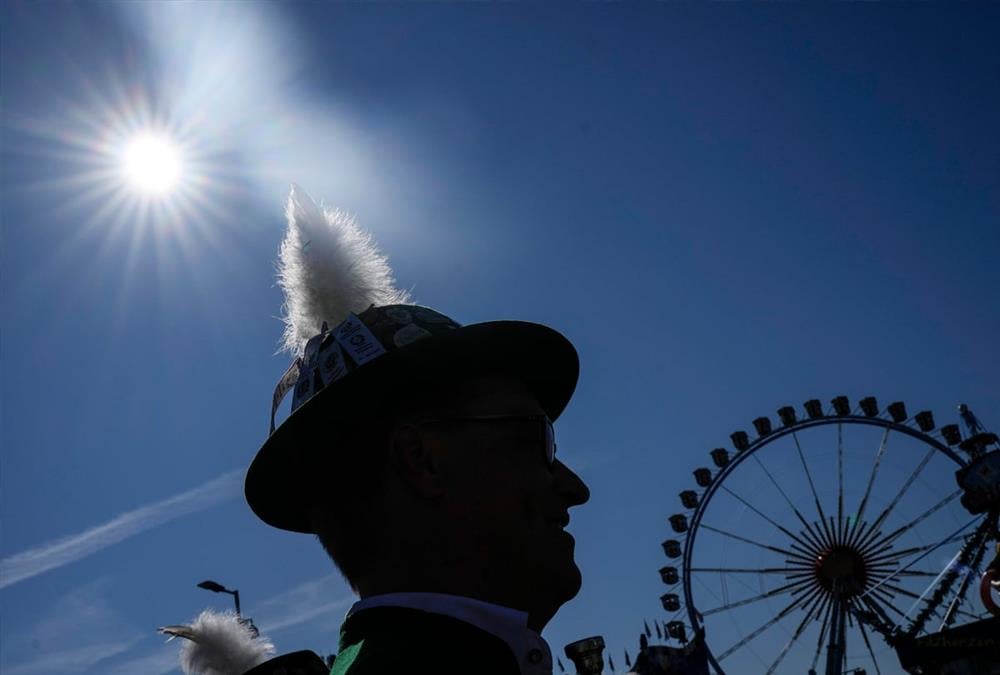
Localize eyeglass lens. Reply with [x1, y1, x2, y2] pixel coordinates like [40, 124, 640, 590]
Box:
[544, 418, 556, 465]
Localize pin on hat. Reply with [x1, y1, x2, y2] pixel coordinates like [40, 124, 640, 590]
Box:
[245, 186, 579, 533]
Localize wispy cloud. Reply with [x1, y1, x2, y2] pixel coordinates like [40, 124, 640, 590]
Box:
[2, 578, 145, 675]
[3, 640, 143, 675]
[253, 573, 354, 634]
[0, 470, 242, 590]
[100, 574, 353, 675]
[103, 645, 181, 675]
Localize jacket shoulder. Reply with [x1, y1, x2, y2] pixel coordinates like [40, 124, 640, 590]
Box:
[332, 607, 520, 675]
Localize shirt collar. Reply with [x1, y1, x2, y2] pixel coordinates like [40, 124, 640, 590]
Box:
[348, 592, 552, 675]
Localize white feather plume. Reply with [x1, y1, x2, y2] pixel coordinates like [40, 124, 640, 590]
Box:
[173, 610, 274, 675]
[278, 185, 410, 354]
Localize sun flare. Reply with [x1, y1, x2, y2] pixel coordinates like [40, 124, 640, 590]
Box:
[121, 133, 183, 196]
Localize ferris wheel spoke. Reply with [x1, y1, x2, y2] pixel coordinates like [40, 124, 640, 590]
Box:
[858, 489, 964, 557]
[867, 586, 918, 638]
[854, 594, 897, 641]
[837, 423, 845, 543]
[717, 588, 813, 661]
[867, 583, 900, 605]
[718, 485, 819, 554]
[810, 594, 835, 671]
[938, 519, 993, 629]
[751, 454, 830, 552]
[694, 569, 727, 609]
[846, 428, 891, 548]
[864, 518, 983, 636]
[850, 603, 884, 675]
[867, 566, 941, 580]
[764, 585, 827, 675]
[792, 431, 835, 547]
[866, 584, 913, 622]
[845, 518, 881, 557]
[702, 577, 813, 616]
[891, 570, 942, 578]
[864, 532, 968, 567]
[698, 523, 815, 563]
[689, 566, 812, 575]
[853, 447, 936, 553]
[880, 581, 925, 602]
[864, 516, 980, 604]
[802, 522, 832, 555]
[940, 603, 989, 624]
[941, 586, 988, 628]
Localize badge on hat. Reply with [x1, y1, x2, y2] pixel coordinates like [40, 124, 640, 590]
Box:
[267, 186, 410, 432]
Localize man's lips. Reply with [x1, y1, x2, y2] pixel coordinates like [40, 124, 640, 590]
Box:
[546, 513, 571, 531]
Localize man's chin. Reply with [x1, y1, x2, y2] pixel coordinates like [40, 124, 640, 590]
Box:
[545, 556, 583, 603]
[525, 561, 583, 631]
[550, 535, 583, 599]
[563, 559, 583, 599]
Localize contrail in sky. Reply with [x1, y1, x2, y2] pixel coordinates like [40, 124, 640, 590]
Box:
[0, 470, 242, 590]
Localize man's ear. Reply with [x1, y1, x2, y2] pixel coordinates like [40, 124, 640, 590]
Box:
[390, 425, 446, 498]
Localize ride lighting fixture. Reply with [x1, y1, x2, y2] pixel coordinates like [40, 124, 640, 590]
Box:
[915, 410, 935, 432]
[887, 401, 908, 423]
[693, 468, 713, 487]
[804, 399, 824, 419]
[832, 395, 851, 416]
[859, 396, 879, 417]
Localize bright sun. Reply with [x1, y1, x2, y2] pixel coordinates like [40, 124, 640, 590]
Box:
[121, 133, 183, 196]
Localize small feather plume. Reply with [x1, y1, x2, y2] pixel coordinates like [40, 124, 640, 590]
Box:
[166, 610, 275, 675]
[278, 185, 410, 354]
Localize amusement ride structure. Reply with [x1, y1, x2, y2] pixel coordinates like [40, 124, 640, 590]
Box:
[641, 396, 1000, 675]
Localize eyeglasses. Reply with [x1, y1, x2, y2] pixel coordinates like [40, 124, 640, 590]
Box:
[411, 414, 556, 467]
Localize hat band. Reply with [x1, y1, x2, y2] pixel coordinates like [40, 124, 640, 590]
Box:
[268, 313, 387, 435]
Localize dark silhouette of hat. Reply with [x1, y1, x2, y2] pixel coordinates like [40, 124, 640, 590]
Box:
[245, 304, 579, 533]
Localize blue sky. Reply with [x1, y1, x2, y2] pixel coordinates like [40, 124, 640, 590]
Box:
[1, 3, 998, 674]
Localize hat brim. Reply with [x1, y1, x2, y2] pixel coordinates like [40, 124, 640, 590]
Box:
[245, 320, 579, 533]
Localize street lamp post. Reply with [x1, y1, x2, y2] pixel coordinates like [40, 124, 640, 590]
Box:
[197, 580, 242, 615]
[197, 580, 258, 637]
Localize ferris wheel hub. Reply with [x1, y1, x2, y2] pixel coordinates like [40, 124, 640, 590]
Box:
[814, 545, 868, 597]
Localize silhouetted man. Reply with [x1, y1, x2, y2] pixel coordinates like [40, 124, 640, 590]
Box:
[245, 189, 590, 675]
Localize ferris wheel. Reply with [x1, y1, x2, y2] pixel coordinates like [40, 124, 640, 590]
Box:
[658, 396, 998, 675]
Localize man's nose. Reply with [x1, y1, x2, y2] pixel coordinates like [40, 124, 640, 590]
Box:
[554, 460, 590, 506]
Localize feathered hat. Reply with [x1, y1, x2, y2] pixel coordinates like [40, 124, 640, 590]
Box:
[159, 610, 327, 675]
[245, 186, 579, 533]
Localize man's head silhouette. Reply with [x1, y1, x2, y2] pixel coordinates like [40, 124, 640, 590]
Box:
[306, 374, 590, 629]
[245, 187, 591, 673]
